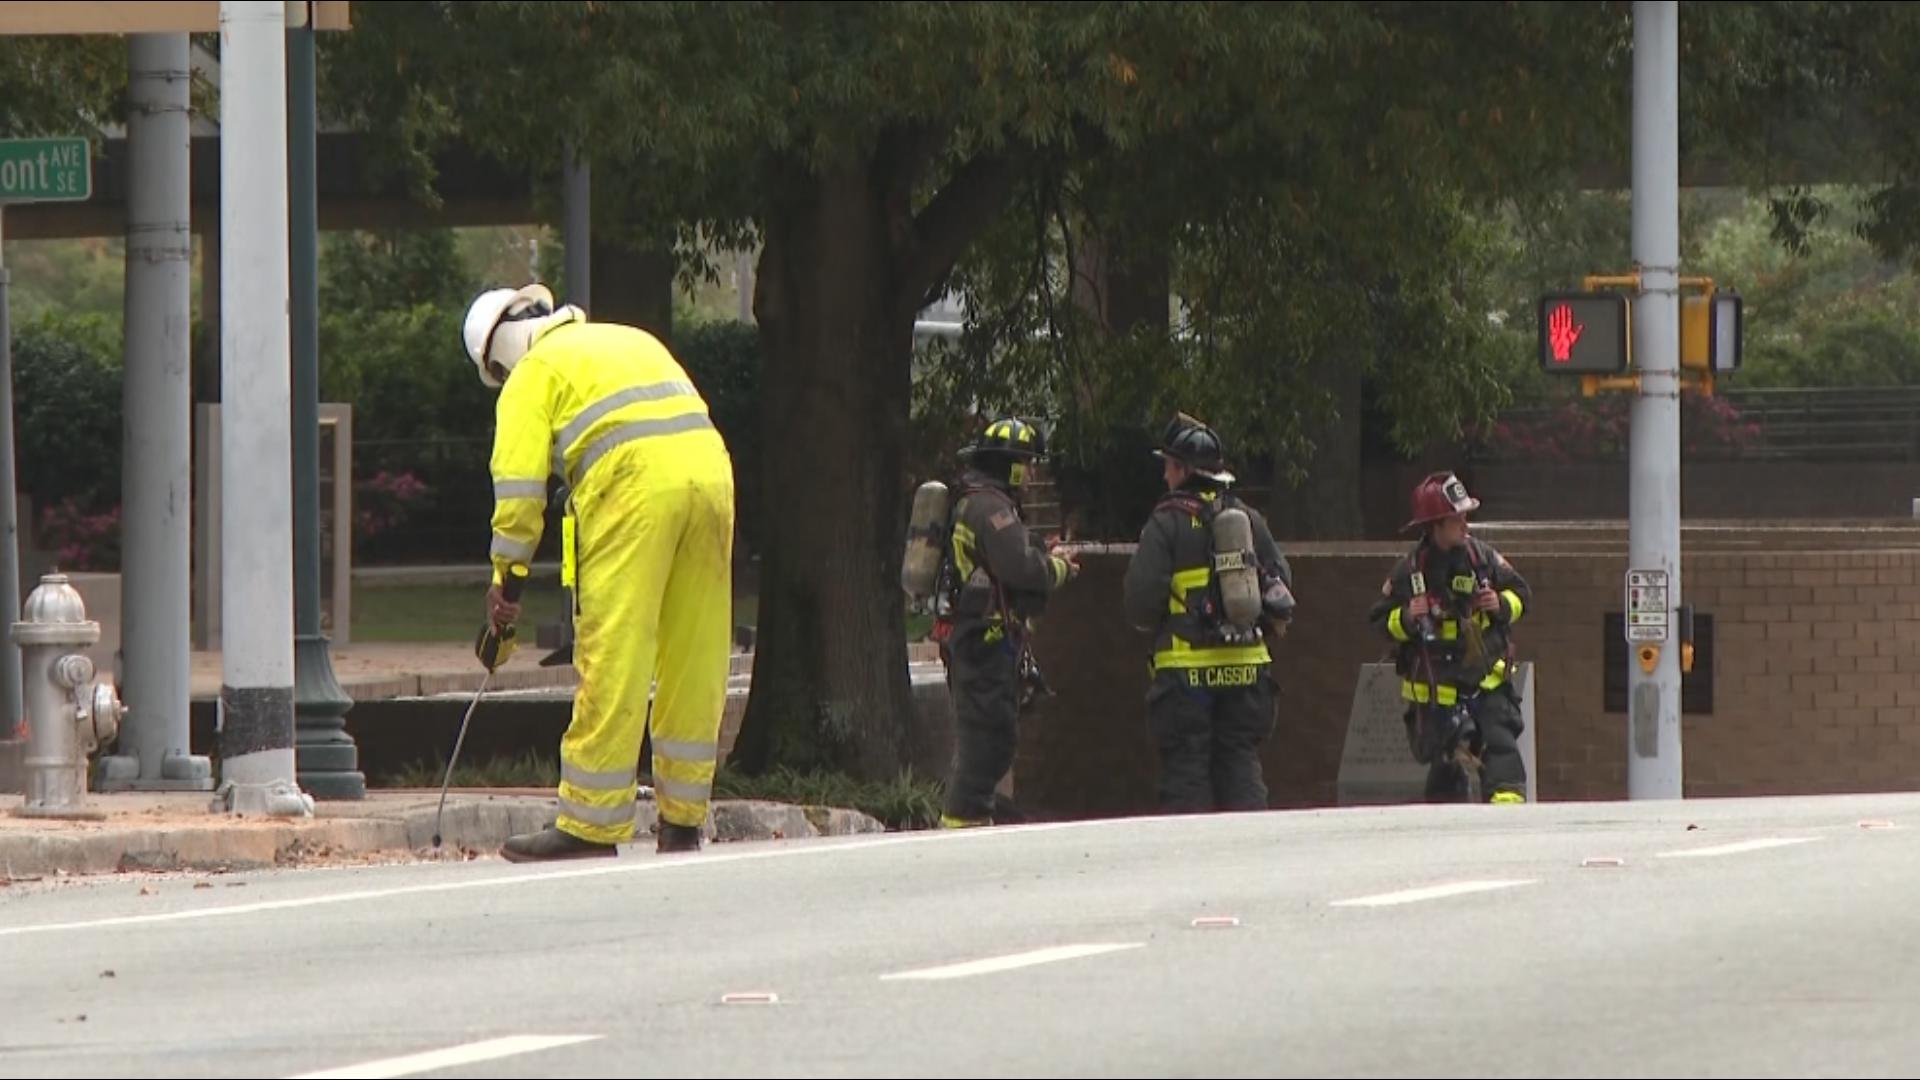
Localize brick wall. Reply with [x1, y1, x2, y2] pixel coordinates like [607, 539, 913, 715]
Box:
[1017, 535, 1920, 819]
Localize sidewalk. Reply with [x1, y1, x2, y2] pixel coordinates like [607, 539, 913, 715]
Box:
[0, 791, 886, 881]
[188, 641, 944, 703]
[189, 644, 580, 704]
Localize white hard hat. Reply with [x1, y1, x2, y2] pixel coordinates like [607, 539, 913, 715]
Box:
[462, 283, 556, 387]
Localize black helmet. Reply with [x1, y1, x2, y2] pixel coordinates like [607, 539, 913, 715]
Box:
[1154, 412, 1234, 483]
[964, 416, 1047, 461]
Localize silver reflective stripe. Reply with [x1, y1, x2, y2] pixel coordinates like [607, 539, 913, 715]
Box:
[490, 533, 537, 562]
[562, 761, 636, 790]
[494, 479, 547, 500]
[558, 797, 636, 828]
[653, 776, 712, 805]
[570, 413, 715, 485]
[555, 380, 700, 455]
[654, 739, 718, 764]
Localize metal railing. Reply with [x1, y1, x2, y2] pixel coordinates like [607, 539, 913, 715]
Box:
[1472, 386, 1920, 463]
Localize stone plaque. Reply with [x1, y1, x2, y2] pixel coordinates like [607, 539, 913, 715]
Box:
[1337, 662, 1538, 805]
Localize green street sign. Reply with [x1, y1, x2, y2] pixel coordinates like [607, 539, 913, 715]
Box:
[0, 138, 91, 203]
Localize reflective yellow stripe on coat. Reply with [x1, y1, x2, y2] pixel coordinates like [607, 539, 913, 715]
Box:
[1153, 567, 1272, 671]
[487, 322, 718, 582]
[1401, 658, 1513, 705]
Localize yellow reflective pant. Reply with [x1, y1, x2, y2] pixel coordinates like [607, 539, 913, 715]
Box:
[556, 436, 735, 844]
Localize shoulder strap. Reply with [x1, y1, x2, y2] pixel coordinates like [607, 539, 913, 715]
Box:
[1156, 490, 1213, 522]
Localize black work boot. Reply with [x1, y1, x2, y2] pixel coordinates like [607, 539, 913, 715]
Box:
[501, 826, 619, 863]
[656, 822, 703, 855]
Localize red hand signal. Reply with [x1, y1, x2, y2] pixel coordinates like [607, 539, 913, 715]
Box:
[1550, 303, 1584, 363]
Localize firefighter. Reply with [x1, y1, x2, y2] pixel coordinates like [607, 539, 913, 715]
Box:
[935, 417, 1079, 828]
[1122, 414, 1295, 813]
[1368, 471, 1532, 804]
[463, 283, 736, 861]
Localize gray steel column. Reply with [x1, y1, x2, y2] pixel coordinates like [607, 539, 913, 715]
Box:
[102, 33, 212, 792]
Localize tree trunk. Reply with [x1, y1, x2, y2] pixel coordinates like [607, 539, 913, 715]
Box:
[729, 163, 917, 781]
[1267, 358, 1366, 540]
[589, 235, 676, 343]
[1063, 227, 1170, 537]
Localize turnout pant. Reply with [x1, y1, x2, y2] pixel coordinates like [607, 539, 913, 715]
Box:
[1146, 664, 1278, 813]
[1410, 688, 1526, 803]
[556, 442, 736, 844]
[942, 629, 1021, 825]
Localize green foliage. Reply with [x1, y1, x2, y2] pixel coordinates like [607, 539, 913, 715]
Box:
[319, 302, 492, 443]
[0, 37, 125, 138]
[317, 230, 483, 438]
[1479, 184, 1920, 401]
[10, 311, 123, 515]
[322, 228, 477, 317]
[924, 1, 1637, 491]
[4, 238, 128, 329]
[313, 229, 498, 564]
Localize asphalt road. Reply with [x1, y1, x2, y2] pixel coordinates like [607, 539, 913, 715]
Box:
[3, 793, 1919, 1078]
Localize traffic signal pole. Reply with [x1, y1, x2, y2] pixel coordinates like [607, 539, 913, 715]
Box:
[1627, 0, 1684, 798]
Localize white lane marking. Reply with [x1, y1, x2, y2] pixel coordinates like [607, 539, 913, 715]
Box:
[1656, 837, 1820, 859]
[0, 818, 1143, 940]
[881, 943, 1144, 982]
[1329, 879, 1538, 908]
[1191, 916, 1241, 929]
[286, 1035, 601, 1080]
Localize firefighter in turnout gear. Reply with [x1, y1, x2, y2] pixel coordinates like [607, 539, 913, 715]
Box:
[1123, 414, 1296, 813]
[935, 418, 1079, 828]
[464, 283, 737, 861]
[1368, 471, 1532, 804]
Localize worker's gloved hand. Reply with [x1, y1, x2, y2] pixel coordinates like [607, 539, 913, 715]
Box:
[477, 565, 529, 672]
[474, 620, 519, 673]
[1261, 577, 1296, 622]
[487, 583, 523, 629]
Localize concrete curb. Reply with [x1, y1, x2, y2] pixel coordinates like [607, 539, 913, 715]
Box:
[0, 797, 892, 880]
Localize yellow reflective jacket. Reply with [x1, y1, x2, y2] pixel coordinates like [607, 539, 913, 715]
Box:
[486, 320, 726, 583]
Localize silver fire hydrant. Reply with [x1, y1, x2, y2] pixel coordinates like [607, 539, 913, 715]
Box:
[11, 572, 124, 819]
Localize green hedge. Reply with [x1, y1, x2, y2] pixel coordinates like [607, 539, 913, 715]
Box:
[11, 306, 772, 568]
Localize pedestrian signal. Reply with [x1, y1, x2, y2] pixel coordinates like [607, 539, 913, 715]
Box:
[1537, 293, 1631, 374]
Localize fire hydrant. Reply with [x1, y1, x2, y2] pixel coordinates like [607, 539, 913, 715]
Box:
[11, 572, 124, 819]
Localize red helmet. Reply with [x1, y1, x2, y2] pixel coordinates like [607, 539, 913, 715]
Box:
[1405, 471, 1480, 531]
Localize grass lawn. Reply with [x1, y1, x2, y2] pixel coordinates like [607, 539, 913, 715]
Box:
[353, 581, 929, 645]
[351, 582, 769, 643]
[349, 582, 570, 643]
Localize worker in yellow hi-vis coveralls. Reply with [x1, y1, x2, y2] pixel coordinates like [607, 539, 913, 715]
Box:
[462, 283, 735, 862]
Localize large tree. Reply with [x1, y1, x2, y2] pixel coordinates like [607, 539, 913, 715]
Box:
[323, 1, 1852, 778]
